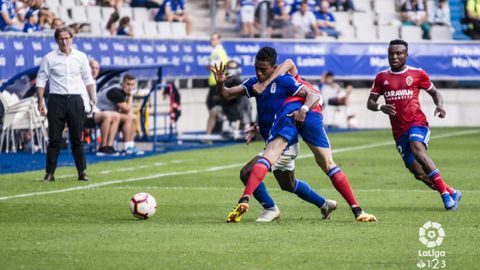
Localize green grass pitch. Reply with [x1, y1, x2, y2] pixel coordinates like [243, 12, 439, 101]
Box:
[0, 128, 479, 270]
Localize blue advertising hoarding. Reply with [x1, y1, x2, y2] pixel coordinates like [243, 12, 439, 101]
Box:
[0, 35, 478, 81]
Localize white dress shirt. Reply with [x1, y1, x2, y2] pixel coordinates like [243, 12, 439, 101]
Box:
[36, 48, 94, 95]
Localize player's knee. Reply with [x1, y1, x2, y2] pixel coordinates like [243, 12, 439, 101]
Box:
[239, 168, 249, 184]
[278, 180, 294, 192]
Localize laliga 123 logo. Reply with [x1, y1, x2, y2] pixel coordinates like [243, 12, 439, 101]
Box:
[417, 221, 447, 269]
[419, 221, 445, 248]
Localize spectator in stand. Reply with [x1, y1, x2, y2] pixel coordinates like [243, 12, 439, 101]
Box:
[400, 0, 431, 39]
[96, 74, 144, 155]
[429, 0, 450, 26]
[83, 59, 121, 156]
[320, 71, 357, 129]
[154, 0, 192, 35]
[0, 0, 22, 32]
[23, 7, 41, 33]
[316, 0, 340, 38]
[464, 0, 480, 39]
[106, 10, 119, 36]
[117, 16, 133, 36]
[25, 0, 56, 28]
[291, 0, 320, 39]
[271, 0, 292, 38]
[239, 0, 256, 38]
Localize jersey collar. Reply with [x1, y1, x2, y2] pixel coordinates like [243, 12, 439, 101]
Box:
[389, 65, 410, 74]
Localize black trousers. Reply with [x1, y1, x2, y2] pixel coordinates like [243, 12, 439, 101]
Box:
[46, 94, 86, 174]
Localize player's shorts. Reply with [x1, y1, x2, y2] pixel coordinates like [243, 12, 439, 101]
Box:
[396, 125, 431, 167]
[267, 110, 331, 149]
[240, 5, 255, 23]
[259, 143, 299, 171]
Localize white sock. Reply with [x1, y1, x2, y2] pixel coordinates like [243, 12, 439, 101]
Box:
[124, 141, 134, 149]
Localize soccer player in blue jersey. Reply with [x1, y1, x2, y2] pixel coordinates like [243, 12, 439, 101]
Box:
[212, 47, 337, 223]
[249, 58, 376, 222]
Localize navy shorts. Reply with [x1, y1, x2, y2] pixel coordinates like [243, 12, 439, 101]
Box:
[267, 111, 330, 149]
[396, 126, 431, 167]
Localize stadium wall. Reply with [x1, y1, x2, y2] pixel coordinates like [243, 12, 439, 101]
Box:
[0, 35, 479, 81]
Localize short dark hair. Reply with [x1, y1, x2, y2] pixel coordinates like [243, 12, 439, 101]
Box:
[325, 71, 334, 77]
[389, 39, 408, 52]
[54, 27, 74, 40]
[123, 73, 136, 82]
[255, 47, 277, 66]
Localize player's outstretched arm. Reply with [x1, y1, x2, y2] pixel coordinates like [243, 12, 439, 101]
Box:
[253, 59, 298, 94]
[367, 93, 396, 116]
[426, 86, 446, 118]
[211, 63, 246, 100]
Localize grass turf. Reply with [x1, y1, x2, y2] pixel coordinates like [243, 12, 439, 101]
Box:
[0, 128, 479, 269]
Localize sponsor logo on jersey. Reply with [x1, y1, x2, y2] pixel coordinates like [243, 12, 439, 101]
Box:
[384, 89, 414, 100]
[383, 80, 389, 85]
[406, 76, 413, 86]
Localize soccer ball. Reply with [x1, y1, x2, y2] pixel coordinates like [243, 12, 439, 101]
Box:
[129, 193, 157, 219]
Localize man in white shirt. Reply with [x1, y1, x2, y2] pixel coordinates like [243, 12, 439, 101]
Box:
[291, 0, 320, 39]
[36, 27, 96, 182]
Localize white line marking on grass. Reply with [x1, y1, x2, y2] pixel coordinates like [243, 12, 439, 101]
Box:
[101, 186, 480, 193]
[56, 161, 171, 179]
[1, 129, 478, 201]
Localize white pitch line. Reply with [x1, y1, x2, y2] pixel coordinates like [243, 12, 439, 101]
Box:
[0, 129, 478, 201]
[55, 161, 171, 179]
[101, 186, 480, 193]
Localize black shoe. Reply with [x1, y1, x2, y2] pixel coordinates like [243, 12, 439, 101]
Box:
[97, 146, 119, 156]
[43, 173, 55, 182]
[106, 146, 120, 156]
[78, 172, 89, 181]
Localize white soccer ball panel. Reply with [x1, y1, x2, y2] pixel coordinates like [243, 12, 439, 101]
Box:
[130, 192, 157, 219]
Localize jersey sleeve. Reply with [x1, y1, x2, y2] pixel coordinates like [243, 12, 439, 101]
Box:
[279, 74, 304, 96]
[241, 77, 257, 98]
[370, 74, 382, 95]
[106, 89, 125, 105]
[418, 69, 434, 91]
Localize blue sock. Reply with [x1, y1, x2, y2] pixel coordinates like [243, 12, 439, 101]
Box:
[292, 179, 326, 208]
[253, 182, 275, 209]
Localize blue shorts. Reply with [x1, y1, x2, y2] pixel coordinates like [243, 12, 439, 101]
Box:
[267, 110, 331, 149]
[396, 126, 431, 167]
